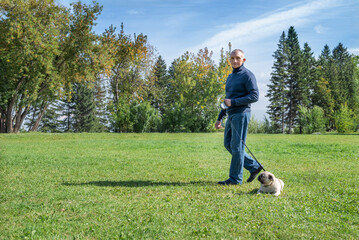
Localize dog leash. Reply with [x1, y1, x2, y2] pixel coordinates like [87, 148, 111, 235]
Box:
[230, 119, 266, 172]
[220, 103, 266, 171]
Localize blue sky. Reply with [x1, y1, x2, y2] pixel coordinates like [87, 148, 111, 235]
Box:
[58, 0, 359, 119]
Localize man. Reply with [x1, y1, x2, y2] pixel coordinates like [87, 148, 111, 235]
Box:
[215, 49, 262, 185]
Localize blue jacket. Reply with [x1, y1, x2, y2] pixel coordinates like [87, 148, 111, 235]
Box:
[217, 64, 259, 121]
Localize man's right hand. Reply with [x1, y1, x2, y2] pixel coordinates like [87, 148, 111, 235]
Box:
[215, 121, 222, 129]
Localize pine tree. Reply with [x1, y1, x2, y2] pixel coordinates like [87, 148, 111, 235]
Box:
[58, 95, 76, 132]
[72, 83, 103, 132]
[352, 56, 359, 115]
[285, 26, 303, 133]
[313, 45, 335, 128]
[93, 77, 109, 131]
[38, 103, 60, 133]
[266, 31, 288, 133]
[301, 43, 317, 107]
[149, 55, 169, 114]
[332, 43, 356, 111]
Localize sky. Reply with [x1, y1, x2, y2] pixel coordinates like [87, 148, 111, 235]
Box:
[58, 0, 359, 120]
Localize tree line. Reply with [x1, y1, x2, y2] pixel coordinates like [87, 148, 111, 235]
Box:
[1, 2, 358, 134]
[0, 0, 232, 133]
[266, 26, 359, 134]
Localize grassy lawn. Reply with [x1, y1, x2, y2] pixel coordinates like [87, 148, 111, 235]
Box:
[0, 132, 358, 239]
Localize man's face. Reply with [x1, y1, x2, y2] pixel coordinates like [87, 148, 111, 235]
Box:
[230, 51, 246, 68]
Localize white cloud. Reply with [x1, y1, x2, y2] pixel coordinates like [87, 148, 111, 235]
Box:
[191, 0, 342, 53]
[314, 24, 328, 34]
[128, 10, 144, 15]
[349, 48, 359, 55]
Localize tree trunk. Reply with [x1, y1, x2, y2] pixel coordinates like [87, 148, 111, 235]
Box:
[0, 114, 5, 133]
[13, 105, 31, 133]
[6, 105, 13, 133]
[0, 108, 5, 133]
[281, 112, 285, 134]
[14, 106, 23, 133]
[115, 78, 119, 104]
[27, 107, 38, 132]
[30, 103, 48, 132]
[5, 77, 25, 133]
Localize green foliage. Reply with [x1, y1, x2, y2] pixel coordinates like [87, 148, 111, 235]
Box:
[163, 48, 229, 132]
[266, 31, 288, 133]
[72, 82, 104, 133]
[268, 28, 358, 134]
[102, 24, 153, 105]
[147, 55, 169, 114]
[248, 116, 262, 134]
[162, 102, 186, 132]
[108, 98, 131, 133]
[57, 97, 76, 132]
[109, 99, 161, 133]
[0, 0, 105, 133]
[285, 26, 304, 133]
[129, 100, 161, 133]
[314, 44, 357, 129]
[352, 55, 359, 125]
[334, 103, 355, 133]
[37, 104, 61, 133]
[301, 43, 317, 107]
[248, 116, 283, 134]
[298, 105, 326, 134]
[1, 133, 358, 239]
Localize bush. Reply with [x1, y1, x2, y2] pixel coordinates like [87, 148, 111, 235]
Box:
[161, 102, 218, 133]
[298, 105, 326, 134]
[130, 101, 162, 133]
[248, 116, 279, 134]
[108, 99, 132, 132]
[248, 116, 261, 134]
[334, 103, 355, 133]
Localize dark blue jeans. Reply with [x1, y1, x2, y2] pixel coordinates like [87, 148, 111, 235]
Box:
[224, 112, 260, 184]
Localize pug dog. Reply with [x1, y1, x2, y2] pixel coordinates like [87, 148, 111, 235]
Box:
[257, 171, 284, 196]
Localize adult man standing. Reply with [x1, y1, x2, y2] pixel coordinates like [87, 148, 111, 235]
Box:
[215, 49, 262, 185]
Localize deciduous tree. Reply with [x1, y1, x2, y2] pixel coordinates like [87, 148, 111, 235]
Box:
[0, 0, 105, 133]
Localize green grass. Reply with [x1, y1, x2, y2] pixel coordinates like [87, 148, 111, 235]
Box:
[0, 133, 358, 239]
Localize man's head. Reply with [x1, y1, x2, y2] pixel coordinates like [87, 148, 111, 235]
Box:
[230, 49, 246, 68]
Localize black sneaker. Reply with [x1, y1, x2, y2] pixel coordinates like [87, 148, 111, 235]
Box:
[246, 167, 263, 182]
[217, 179, 238, 185]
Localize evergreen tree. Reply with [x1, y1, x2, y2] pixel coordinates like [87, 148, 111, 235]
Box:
[353, 55, 359, 110]
[285, 26, 303, 133]
[24, 102, 43, 132]
[352, 55, 359, 131]
[266, 31, 288, 133]
[332, 43, 356, 111]
[93, 77, 109, 131]
[301, 43, 317, 107]
[72, 82, 103, 132]
[38, 103, 60, 133]
[313, 44, 335, 128]
[58, 96, 76, 132]
[148, 55, 169, 114]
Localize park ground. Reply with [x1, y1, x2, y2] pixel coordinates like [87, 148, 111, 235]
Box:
[0, 133, 358, 239]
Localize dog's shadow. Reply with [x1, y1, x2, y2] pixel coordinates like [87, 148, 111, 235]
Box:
[62, 180, 214, 187]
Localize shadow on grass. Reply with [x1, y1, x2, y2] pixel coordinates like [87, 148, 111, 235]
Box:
[235, 188, 259, 195]
[62, 180, 216, 187]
